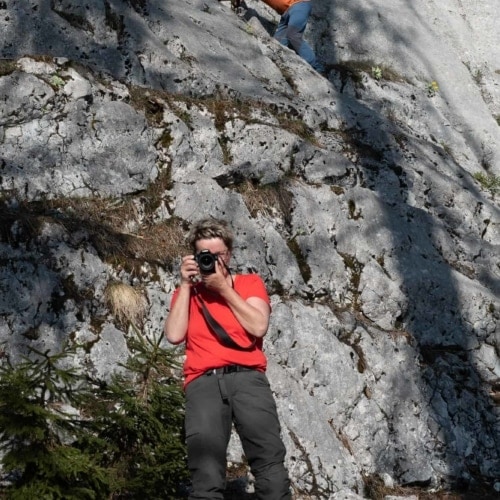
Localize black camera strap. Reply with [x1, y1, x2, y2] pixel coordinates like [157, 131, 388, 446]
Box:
[193, 287, 256, 351]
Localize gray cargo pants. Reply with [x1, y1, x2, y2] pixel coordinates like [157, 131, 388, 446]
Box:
[184, 367, 291, 499]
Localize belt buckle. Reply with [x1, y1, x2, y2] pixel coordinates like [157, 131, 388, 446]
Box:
[226, 365, 237, 374]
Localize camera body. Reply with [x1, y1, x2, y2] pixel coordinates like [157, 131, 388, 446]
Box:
[196, 250, 218, 274]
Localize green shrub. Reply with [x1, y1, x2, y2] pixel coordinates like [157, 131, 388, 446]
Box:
[0, 347, 110, 499]
[78, 332, 188, 498]
[0, 334, 188, 499]
[473, 172, 500, 196]
[427, 80, 439, 97]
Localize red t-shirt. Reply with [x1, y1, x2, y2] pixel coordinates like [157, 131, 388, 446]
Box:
[262, 0, 307, 15]
[170, 274, 270, 387]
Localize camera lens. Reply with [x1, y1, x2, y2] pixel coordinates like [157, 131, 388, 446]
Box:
[197, 251, 216, 274]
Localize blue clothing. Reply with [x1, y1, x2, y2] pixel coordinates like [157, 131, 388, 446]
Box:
[274, 1, 324, 73]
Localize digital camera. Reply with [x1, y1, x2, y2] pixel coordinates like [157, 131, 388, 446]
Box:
[196, 250, 217, 274]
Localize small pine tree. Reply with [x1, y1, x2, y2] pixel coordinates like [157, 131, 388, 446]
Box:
[0, 347, 110, 499]
[1, 282, 189, 499]
[78, 332, 189, 499]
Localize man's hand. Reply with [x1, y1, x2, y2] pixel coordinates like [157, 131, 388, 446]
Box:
[200, 259, 229, 292]
[180, 255, 199, 285]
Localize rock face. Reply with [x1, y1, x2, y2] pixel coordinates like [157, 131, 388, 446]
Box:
[1, 0, 499, 497]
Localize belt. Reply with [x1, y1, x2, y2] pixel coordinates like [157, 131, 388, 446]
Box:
[205, 364, 254, 376]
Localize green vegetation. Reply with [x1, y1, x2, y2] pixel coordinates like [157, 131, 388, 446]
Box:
[371, 66, 383, 81]
[427, 80, 439, 97]
[0, 284, 188, 498]
[473, 172, 500, 196]
[49, 74, 66, 89]
[0, 347, 110, 499]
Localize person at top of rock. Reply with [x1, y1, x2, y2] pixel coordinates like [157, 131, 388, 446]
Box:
[234, 0, 324, 73]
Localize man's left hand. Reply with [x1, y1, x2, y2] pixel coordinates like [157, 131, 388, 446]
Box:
[200, 260, 229, 292]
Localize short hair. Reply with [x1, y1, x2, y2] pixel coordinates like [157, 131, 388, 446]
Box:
[187, 218, 234, 253]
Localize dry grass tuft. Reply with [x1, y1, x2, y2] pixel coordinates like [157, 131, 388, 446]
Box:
[1, 171, 189, 273]
[127, 84, 321, 147]
[276, 114, 320, 146]
[104, 282, 148, 328]
[237, 179, 294, 225]
[362, 473, 499, 500]
[0, 59, 17, 77]
[135, 219, 189, 265]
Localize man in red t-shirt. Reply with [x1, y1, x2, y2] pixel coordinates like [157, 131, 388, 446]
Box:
[165, 218, 291, 499]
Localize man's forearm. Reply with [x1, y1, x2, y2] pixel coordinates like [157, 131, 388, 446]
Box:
[164, 284, 191, 344]
[218, 286, 269, 337]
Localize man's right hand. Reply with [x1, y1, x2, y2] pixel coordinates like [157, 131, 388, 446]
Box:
[180, 255, 199, 285]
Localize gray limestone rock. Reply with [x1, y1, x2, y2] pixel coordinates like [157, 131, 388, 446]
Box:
[1, 0, 500, 497]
